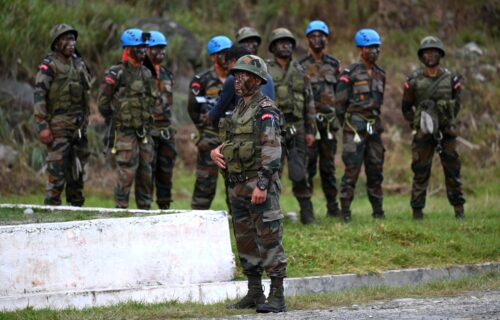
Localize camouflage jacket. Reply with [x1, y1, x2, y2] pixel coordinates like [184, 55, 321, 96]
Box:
[187, 68, 223, 130]
[401, 66, 462, 127]
[299, 53, 341, 114]
[335, 61, 385, 132]
[97, 61, 154, 130]
[34, 52, 91, 133]
[220, 92, 282, 187]
[267, 59, 316, 135]
[150, 65, 174, 129]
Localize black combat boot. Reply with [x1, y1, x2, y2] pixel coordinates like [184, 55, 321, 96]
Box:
[454, 205, 465, 219]
[371, 201, 385, 219]
[226, 275, 265, 309]
[326, 198, 340, 218]
[256, 277, 287, 313]
[341, 200, 351, 223]
[413, 208, 424, 220]
[298, 197, 315, 224]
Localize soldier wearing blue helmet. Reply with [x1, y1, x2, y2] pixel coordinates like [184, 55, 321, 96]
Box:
[98, 28, 155, 209]
[188, 35, 232, 210]
[299, 20, 342, 219]
[335, 28, 386, 222]
[143, 30, 176, 209]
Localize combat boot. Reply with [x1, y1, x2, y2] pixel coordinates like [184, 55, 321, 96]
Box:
[298, 197, 315, 224]
[256, 277, 286, 313]
[326, 198, 340, 218]
[371, 201, 385, 219]
[341, 200, 351, 223]
[226, 275, 265, 309]
[454, 205, 465, 219]
[413, 208, 424, 220]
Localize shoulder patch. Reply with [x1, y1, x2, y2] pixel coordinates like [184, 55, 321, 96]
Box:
[38, 63, 50, 71]
[104, 75, 116, 85]
[261, 113, 274, 121]
[404, 81, 411, 89]
[339, 75, 350, 83]
[191, 81, 202, 95]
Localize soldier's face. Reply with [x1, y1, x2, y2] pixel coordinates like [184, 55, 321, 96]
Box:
[360, 45, 380, 64]
[234, 71, 261, 97]
[130, 45, 147, 62]
[55, 33, 76, 57]
[216, 50, 229, 69]
[273, 39, 293, 59]
[240, 38, 260, 55]
[148, 45, 166, 64]
[307, 31, 327, 53]
[422, 48, 441, 67]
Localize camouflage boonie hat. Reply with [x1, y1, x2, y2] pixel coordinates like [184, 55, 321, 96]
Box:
[268, 28, 296, 52]
[50, 24, 78, 50]
[418, 36, 445, 61]
[230, 54, 268, 84]
[236, 27, 262, 44]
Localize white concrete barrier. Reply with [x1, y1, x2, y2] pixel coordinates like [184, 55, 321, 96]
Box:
[0, 208, 236, 310]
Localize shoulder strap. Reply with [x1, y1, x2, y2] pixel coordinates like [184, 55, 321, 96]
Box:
[421, 70, 450, 101]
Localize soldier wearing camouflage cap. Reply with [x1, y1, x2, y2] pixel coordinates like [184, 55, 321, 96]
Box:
[401, 36, 465, 220]
[236, 26, 262, 55]
[34, 23, 92, 206]
[211, 55, 287, 313]
[267, 27, 317, 224]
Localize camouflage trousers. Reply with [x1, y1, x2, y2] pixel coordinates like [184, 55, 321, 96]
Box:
[229, 177, 287, 278]
[44, 129, 89, 206]
[192, 130, 228, 210]
[340, 131, 385, 210]
[114, 129, 153, 209]
[152, 131, 177, 209]
[410, 132, 465, 209]
[282, 121, 312, 199]
[307, 120, 339, 209]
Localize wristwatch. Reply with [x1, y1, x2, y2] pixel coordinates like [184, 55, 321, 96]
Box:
[256, 178, 269, 191]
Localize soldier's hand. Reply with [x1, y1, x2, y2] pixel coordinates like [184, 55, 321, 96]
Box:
[251, 188, 267, 205]
[210, 144, 226, 169]
[305, 133, 315, 147]
[39, 128, 54, 145]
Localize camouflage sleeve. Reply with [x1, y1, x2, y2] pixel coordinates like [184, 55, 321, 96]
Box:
[33, 59, 53, 133]
[401, 77, 417, 124]
[303, 75, 317, 135]
[187, 78, 203, 127]
[258, 107, 282, 186]
[452, 73, 463, 115]
[335, 72, 351, 125]
[97, 67, 119, 119]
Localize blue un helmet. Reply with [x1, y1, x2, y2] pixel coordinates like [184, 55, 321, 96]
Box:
[148, 30, 168, 47]
[120, 28, 150, 48]
[306, 20, 330, 36]
[207, 35, 232, 55]
[354, 29, 381, 47]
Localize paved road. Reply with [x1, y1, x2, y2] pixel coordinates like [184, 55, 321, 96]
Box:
[206, 290, 500, 320]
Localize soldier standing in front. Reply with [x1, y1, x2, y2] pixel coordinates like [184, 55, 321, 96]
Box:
[299, 20, 342, 218]
[267, 28, 317, 225]
[188, 35, 232, 210]
[401, 36, 465, 219]
[211, 55, 287, 313]
[98, 28, 154, 209]
[336, 29, 386, 223]
[34, 24, 91, 206]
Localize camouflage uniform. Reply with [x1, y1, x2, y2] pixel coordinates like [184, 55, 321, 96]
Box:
[336, 62, 386, 219]
[98, 61, 154, 209]
[299, 53, 341, 216]
[34, 51, 91, 206]
[219, 91, 286, 279]
[402, 67, 465, 215]
[150, 66, 176, 209]
[188, 69, 224, 209]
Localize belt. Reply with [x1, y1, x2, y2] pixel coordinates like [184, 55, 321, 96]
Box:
[227, 171, 259, 187]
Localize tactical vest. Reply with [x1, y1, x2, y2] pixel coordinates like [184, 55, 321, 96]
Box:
[151, 66, 173, 128]
[46, 53, 88, 116]
[268, 60, 305, 120]
[220, 96, 274, 175]
[113, 64, 152, 129]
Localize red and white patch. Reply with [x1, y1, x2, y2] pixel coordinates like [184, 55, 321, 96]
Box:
[339, 75, 350, 83]
[261, 113, 273, 121]
[453, 82, 461, 90]
[104, 75, 116, 85]
[191, 82, 201, 95]
[38, 64, 49, 71]
[404, 81, 411, 89]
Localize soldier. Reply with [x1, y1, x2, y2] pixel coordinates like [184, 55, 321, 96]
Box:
[267, 28, 317, 224]
[188, 35, 232, 210]
[336, 29, 386, 223]
[143, 30, 176, 210]
[98, 28, 154, 209]
[34, 23, 92, 206]
[235, 26, 261, 55]
[211, 55, 287, 313]
[299, 20, 342, 218]
[401, 36, 465, 219]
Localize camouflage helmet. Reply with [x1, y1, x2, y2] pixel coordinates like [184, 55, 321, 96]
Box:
[230, 54, 268, 84]
[50, 24, 78, 50]
[268, 28, 296, 52]
[418, 36, 445, 61]
[236, 27, 262, 44]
